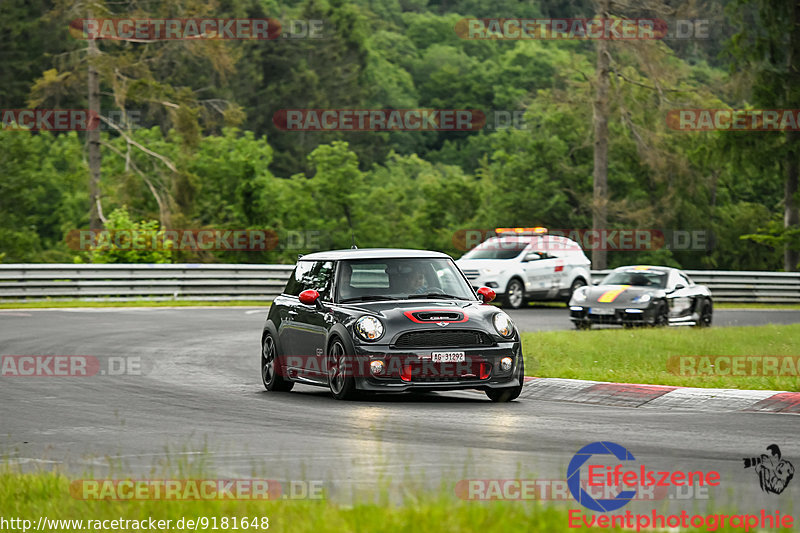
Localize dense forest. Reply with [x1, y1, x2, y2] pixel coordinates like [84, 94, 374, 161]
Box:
[1, 0, 798, 270]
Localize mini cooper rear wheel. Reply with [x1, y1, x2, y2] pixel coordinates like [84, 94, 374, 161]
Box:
[327, 338, 358, 400]
[503, 278, 525, 309]
[262, 334, 294, 392]
[486, 356, 524, 402]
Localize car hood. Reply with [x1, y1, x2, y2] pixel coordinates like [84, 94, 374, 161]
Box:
[578, 285, 664, 305]
[339, 299, 503, 326]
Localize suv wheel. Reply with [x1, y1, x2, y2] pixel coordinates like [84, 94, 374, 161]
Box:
[566, 277, 587, 305]
[503, 279, 525, 309]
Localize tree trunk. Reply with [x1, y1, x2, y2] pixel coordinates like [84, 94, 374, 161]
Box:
[786, 131, 799, 271]
[87, 35, 102, 231]
[592, 0, 611, 270]
[785, 0, 800, 271]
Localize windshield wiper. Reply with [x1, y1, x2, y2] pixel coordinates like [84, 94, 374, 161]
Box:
[340, 295, 399, 303]
[407, 293, 469, 300]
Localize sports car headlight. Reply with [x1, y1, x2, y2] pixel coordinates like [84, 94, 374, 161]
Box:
[354, 316, 384, 341]
[492, 312, 514, 337]
[632, 294, 651, 304]
[572, 287, 588, 303]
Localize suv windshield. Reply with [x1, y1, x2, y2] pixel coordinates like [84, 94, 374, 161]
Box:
[602, 270, 667, 288]
[337, 258, 475, 302]
[461, 239, 527, 259]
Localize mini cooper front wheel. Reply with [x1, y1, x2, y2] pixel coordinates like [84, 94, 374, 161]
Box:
[327, 338, 359, 400]
[486, 356, 524, 402]
[262, 334, 294, 392]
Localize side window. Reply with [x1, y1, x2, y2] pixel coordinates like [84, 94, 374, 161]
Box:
[283, 261, 336, 299]
[304, 261, 335, 300]
[283, 262, 313, 296]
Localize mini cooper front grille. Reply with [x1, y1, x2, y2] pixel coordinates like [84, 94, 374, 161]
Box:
[393, 329, 494, 348]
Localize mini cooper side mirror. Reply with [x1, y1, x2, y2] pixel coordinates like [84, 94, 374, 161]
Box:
[298, 289, 320, 306]
[476, 286, 496, 304]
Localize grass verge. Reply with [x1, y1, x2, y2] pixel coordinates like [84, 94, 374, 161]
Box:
[0, 471, 787, 533]
[0, 300, 271, 309]
[522, 324, 800, 391]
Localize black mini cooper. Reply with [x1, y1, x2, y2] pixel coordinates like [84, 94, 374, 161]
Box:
[261, 248, 524, 401]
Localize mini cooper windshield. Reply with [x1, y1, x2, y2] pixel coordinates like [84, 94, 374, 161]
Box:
[337, 258, 475, 303]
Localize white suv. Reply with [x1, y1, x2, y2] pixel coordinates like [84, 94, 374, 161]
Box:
[456, 228, 592, 309]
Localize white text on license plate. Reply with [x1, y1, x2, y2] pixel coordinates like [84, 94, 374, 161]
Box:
[590, 307, 615, 316]
[431, 352, 466, 363]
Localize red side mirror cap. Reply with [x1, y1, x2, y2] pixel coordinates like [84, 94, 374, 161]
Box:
[476, 287, 496, 303]
[299, 289, 320, 305]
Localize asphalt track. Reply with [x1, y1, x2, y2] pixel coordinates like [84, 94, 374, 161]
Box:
[1, 307, 799, 513]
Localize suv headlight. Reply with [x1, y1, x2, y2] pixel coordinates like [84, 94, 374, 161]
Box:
[481, 267, 505, 276]
[492, 312, 514, 337]
[354, 316, 384, 341]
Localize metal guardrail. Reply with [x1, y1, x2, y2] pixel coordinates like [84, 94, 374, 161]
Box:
[0, 264, 798, 303]
[0, 264, 294, 301]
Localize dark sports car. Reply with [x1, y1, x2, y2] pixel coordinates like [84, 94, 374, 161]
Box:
[261, 248, 525, 401]
[568, 266, 712, 329]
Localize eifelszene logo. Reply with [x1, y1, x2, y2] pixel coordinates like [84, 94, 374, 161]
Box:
[567, 441, 720, 513]
[743, 444, 795, 495]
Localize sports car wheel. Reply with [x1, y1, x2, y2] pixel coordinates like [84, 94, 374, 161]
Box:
[574, 321, 591, 330]
[262, 334, 294, 392]
[328, 338, 358, 400]
[695, 299, 713, 327]
[486, 357, 524, 402]
[653, 302, 668, 327]
[503, 279, 525, 309]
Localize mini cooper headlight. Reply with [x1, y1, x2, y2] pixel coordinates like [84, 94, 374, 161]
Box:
[492, 312, 514, 337]
[632, 294, 651, 304]
[354, 316, 384, 341]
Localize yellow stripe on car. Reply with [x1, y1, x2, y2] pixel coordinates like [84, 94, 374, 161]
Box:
[598, 285, 630, 303]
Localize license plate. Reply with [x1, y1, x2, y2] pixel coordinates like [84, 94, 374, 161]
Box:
[431, 352, 466, 363]
[590, 307, 615, 316]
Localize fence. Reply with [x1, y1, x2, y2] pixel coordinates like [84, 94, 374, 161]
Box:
[0, 264, 798, 303]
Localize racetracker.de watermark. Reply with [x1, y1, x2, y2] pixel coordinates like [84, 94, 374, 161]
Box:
[273, 109, 486, 132]
[452, 229, 709, 252]
[69, 18, 326, 42]
[69, 18, 324, 40]
[454, 18, 709, 40]
[454, 478, 710, 501]
[667, 355, 800, 376]
[1, 355, 147, 377]
[67, 229, 279, 252]
[667, 109, 800, 131]
[69, 479, 324, 500]
[1, 109, 99, 131]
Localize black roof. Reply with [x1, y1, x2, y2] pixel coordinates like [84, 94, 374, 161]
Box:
[297, 248, 453, 261]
